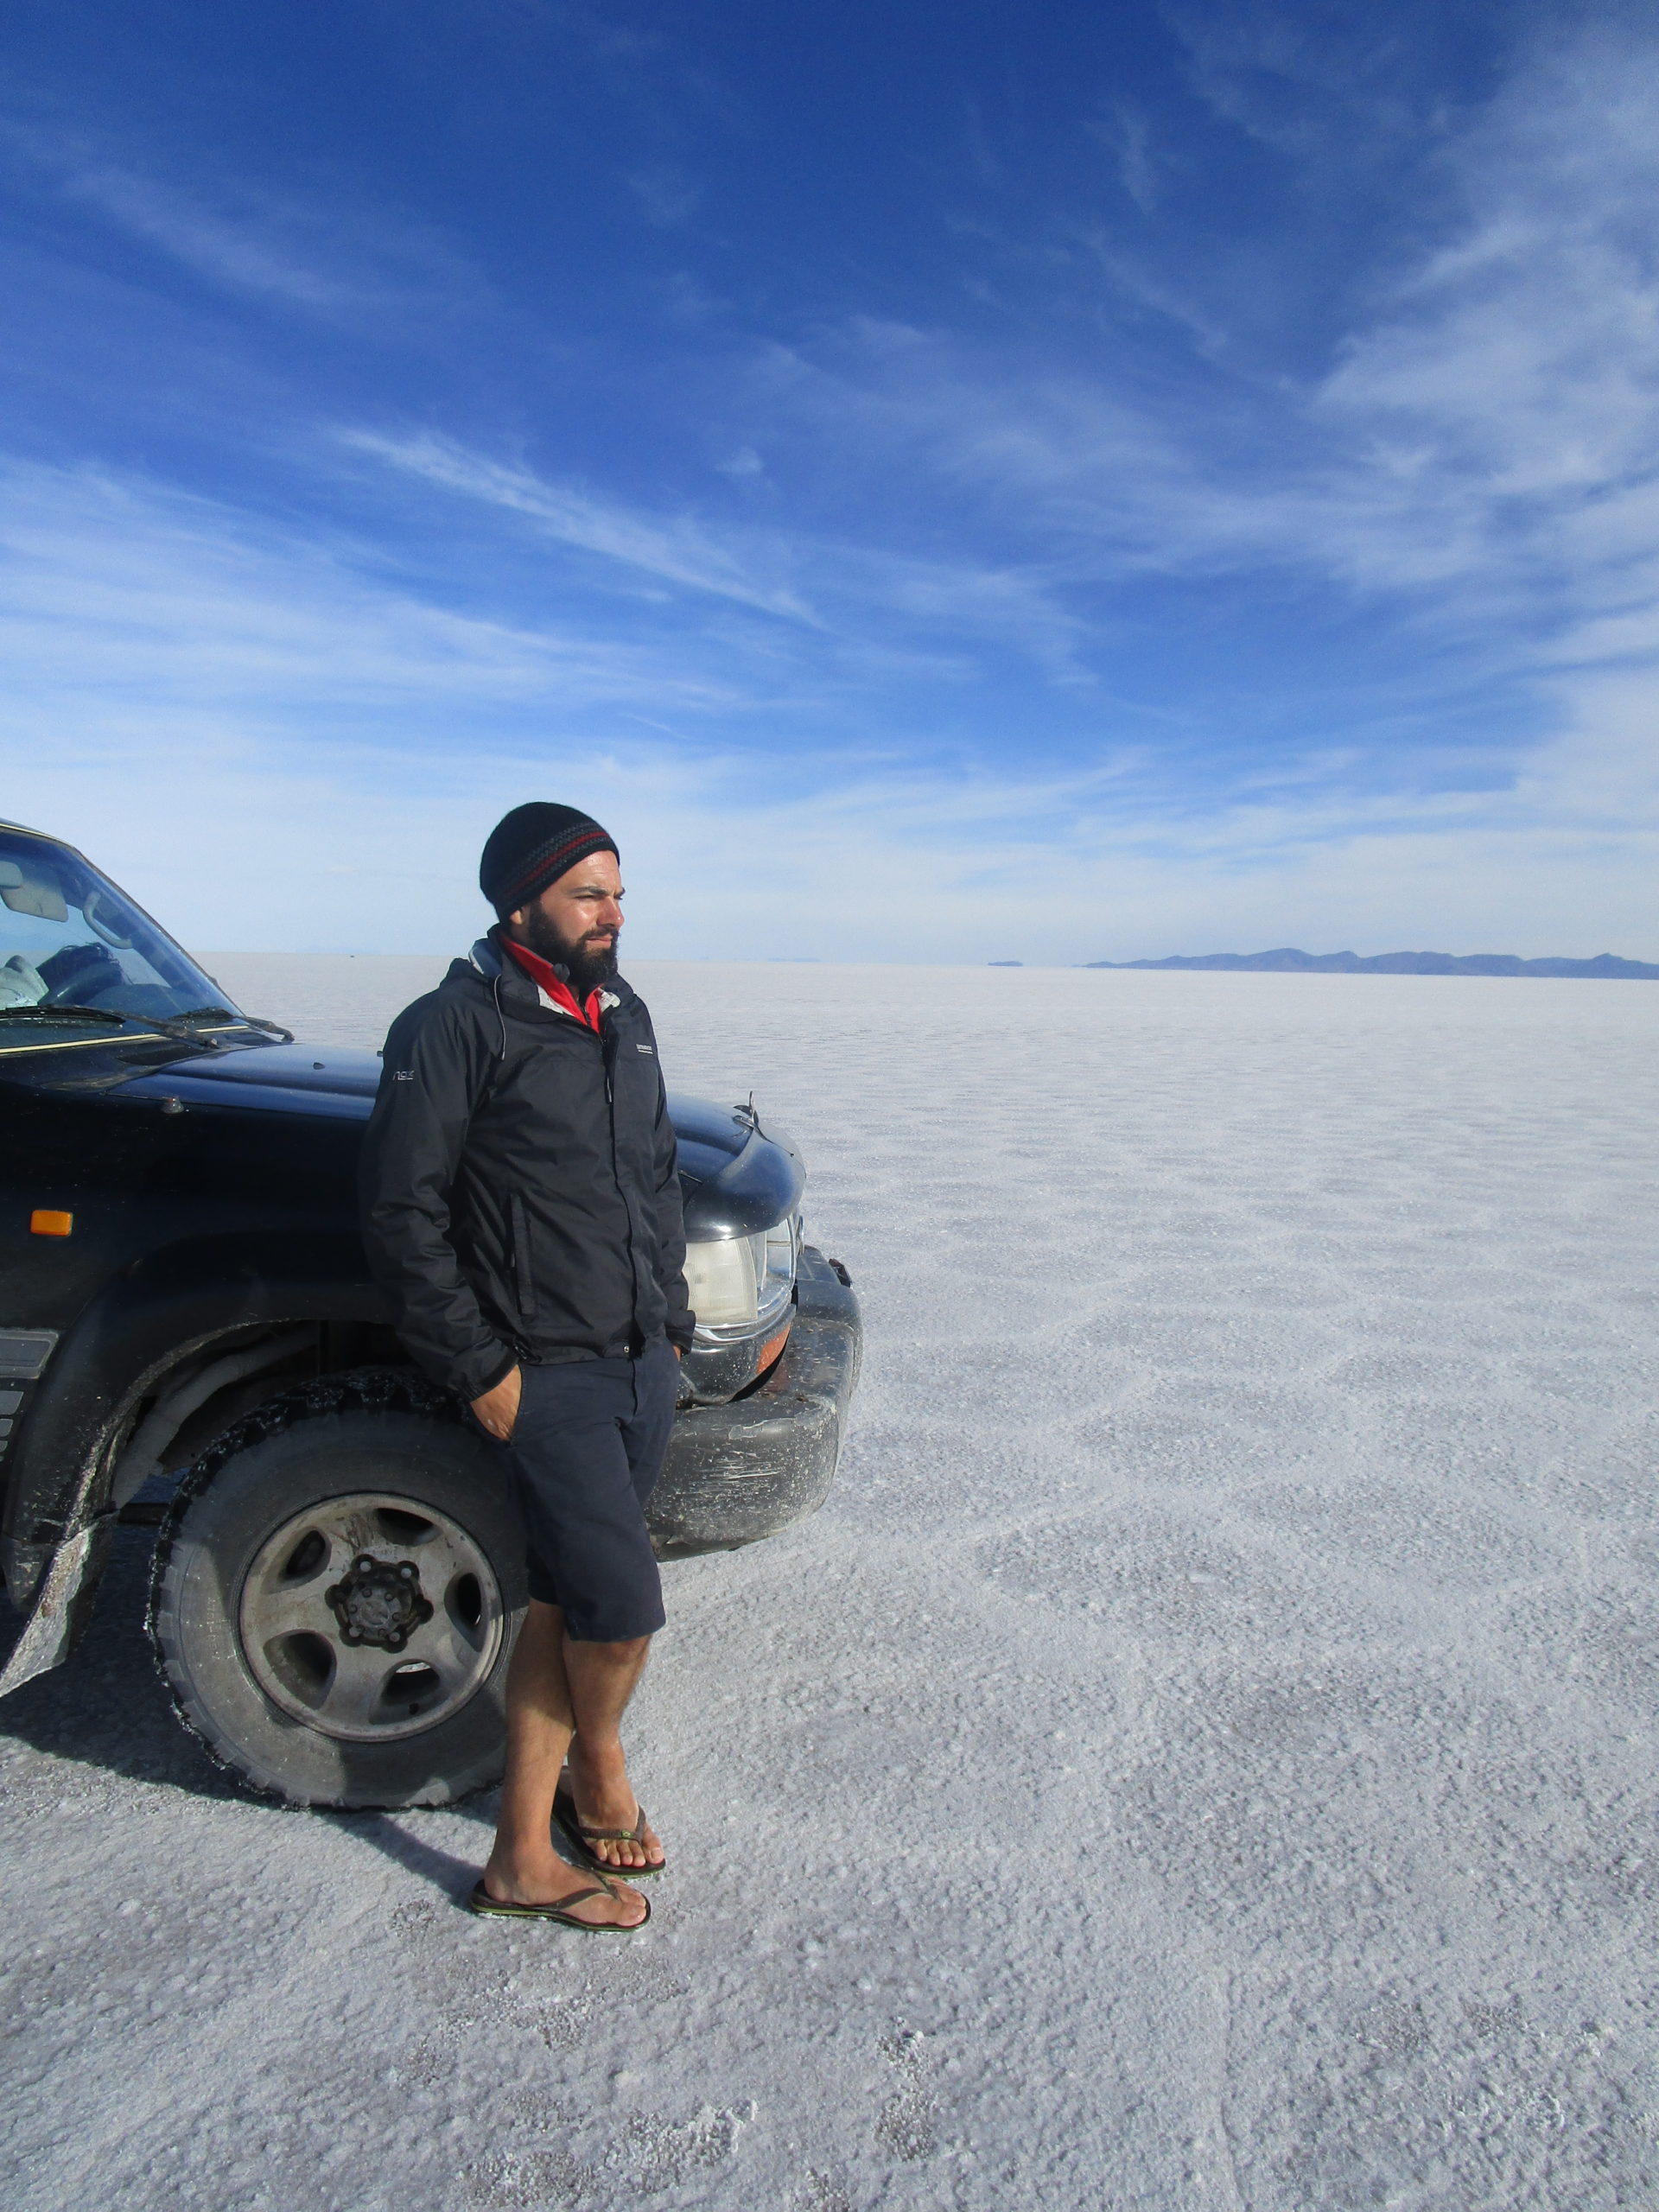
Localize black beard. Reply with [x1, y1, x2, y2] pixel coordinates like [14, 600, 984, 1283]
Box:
[564, 939, 620, 998]
[516, 906, 619, 998]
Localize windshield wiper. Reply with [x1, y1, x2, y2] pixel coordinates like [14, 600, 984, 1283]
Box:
[171, 1006, 295, 1042]
[0, 1003, 236, 1048]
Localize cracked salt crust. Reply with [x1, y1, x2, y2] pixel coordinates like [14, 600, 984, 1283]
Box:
[2, 960, 1656, 2209]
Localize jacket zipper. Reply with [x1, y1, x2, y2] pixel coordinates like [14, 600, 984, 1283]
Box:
[601, 1023, 645, 1322]
[508, 1192, 537, 1323]
[500, 991, 646, 1344]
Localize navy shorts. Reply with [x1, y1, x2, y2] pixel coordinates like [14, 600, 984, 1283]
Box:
[499, 1338, 677, 1642]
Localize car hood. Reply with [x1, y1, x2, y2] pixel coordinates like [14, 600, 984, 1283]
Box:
[669, 1095, 805, 1240]
[118, 1043, 806, 1236]
[161, 1039, 383, 1095]
[119, 1039, 385, 1119]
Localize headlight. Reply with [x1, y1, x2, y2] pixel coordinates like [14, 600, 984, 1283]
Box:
[682, 1236, 757, 1329]
[685, 1216, 799, 1341]
[756, 1217, 798, 1328]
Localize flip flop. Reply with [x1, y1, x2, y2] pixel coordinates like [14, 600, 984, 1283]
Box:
[553, 1782, 666, 1877]
[467, 1878, 650, 1930]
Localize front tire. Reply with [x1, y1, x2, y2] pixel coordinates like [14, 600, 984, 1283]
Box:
[148, 1371, 526, 1808]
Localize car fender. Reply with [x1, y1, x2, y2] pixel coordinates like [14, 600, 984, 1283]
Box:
[1, 1229, 387, 1619]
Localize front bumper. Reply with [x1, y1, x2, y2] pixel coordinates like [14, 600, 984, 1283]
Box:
[648, 1245, 861, 1556]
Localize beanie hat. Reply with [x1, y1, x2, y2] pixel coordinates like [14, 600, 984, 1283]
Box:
[479, 803, 619, 918]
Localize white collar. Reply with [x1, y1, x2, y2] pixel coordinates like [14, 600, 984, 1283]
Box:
[532, 984, 623, 1019]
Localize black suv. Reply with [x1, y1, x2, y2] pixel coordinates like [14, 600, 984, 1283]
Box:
[0, 821, 860, 1807]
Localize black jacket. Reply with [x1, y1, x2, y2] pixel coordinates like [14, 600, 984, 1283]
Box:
[359, 933, 694, 1402]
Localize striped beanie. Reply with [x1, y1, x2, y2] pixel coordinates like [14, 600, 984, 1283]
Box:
[480, 804, 619, 918]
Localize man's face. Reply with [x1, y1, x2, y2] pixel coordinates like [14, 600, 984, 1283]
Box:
[506, 850, 624, 988]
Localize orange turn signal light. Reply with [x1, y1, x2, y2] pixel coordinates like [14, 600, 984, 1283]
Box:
[757, 1320, 792, 1375]
[29, 1210, 73, 1238]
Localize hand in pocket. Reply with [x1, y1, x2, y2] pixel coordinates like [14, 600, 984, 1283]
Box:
[471, 1365, 523, 1441]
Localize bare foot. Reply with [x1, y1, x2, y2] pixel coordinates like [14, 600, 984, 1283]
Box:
[481, 1845, 648, 1927]
[566, 1742, 665, 1872]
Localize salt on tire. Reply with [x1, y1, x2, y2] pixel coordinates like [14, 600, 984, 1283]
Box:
[148, 1374, 527, 1808]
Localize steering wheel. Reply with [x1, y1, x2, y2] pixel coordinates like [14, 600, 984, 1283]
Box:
[41, 944, 125, 1005]
[82, 889, 135, 950]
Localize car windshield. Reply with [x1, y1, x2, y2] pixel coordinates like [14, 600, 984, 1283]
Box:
[0, 827, 242, 1028]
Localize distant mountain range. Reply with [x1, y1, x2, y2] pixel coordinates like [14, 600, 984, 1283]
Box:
[1084, 948, 1659, 979]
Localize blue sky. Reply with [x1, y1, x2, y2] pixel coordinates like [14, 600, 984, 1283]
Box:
[1, 1, 1656, 959]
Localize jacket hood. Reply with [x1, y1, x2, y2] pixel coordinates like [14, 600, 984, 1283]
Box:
[467, 932, 505, 980]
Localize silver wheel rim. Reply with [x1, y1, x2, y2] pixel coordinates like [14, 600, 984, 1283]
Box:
[238, 1491, 505, 1742]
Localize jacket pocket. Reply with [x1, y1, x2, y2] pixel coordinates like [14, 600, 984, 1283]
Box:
[508, 1193, 537, 1325]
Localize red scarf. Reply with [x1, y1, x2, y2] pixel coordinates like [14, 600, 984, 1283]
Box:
[503, 939, 603, 1033]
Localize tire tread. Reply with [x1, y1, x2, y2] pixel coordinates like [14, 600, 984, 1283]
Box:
[146, 1366, 504, 1808]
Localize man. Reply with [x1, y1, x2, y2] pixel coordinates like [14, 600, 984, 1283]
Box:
[360, 803, 694, 1931]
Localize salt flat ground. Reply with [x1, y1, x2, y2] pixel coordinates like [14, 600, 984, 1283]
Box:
[4, 959, 1658, 2212]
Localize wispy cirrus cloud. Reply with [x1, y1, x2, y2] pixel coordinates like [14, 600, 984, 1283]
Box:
[1, 118, 480, 318]
[342, 429, 821, 623]
[0, 458, 748, 721]
[60, 163, 350, 308]
[1088, 103, 1165, 214]
[627, 162, 702, 226]
[2, 450, 1652, 963]
[340, 426, 1092, 677]
[4, 12, 1658, 959]
[747, 29, 1659, 640]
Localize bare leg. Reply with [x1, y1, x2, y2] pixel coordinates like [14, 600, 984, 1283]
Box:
[481, 1599, 646, 1925]
[566, 1630, 664, 1872]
